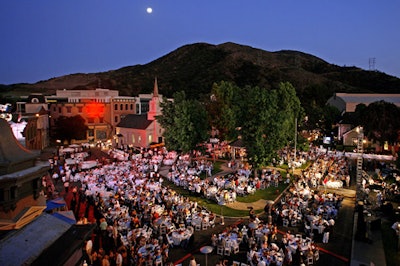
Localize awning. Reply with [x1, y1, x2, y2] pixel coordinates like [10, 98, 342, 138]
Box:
[52, 211, 76, 225]
[45, 198, 67, 212]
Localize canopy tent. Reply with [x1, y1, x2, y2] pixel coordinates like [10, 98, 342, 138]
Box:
[45, 198, 67, 212]
[52, 211, 76, 225]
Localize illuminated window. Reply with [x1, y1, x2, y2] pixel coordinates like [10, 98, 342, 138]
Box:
[132, 135, 135, 143]
[148, 135, 152, 144]
[138, 136, 141, 143]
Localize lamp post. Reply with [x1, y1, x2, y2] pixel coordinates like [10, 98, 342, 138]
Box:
[220, 205, 224, 225]
[200, 246, 213, 266]
[293, 117, 297, 175]
[266, 200, 274, 224]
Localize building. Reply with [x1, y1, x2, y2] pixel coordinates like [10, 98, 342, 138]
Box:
[14, 94, 51, 150]
[327, 93, 400, 152]
[116, 79, 165, 148]
[0, 119, 48, 230]
[326, 93, 400, 113]
[0, 118, 95, 266]
[47, 88, 136, 144]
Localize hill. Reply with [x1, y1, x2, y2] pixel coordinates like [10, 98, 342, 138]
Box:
[2, 42, 400, 109]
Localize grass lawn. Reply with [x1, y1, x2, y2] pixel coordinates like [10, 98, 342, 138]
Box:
[163, 178, 288, 217]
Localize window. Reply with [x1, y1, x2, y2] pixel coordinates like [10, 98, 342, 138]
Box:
[114, 104, 118, 110]
[114, 116, 119, 123]
[78, 106, 83, 112]
[132, 135, 135, 143]
[66, 106, 72, 113]
[130, 104, 133, 110]
[58, 107, 61, 113]
[125, 104, 128, 110]
[138, 136, 141, 143]
[148, 134, 152, 144]
[88, 129, 94, 137]
[99, 117, 104, 123]
[87, 118, 94, 124]
[120, 104, 123, 110]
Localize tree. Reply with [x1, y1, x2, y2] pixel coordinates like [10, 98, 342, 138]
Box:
[206, 81, 241, 140]
[55, 115, 88, 144]
[359, 100, 400, 146]
[157, 91, 209, 153]
[239, 82, 303, 169]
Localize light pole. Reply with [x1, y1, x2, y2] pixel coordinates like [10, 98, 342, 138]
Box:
[200, 246, 213, 266]
[293, 117, 297, 174]
[266, 200, 274, 224]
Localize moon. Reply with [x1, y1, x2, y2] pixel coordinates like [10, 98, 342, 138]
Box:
[146, 7, 153, 14]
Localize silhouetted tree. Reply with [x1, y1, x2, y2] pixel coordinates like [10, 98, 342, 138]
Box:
[55, 115, 88, 144]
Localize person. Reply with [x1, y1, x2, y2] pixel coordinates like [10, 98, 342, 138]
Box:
[323, 225, 331, 243]
[376, 191, 383, 206]
[392, 221, 400, 235]
[189, 256, 197, 266]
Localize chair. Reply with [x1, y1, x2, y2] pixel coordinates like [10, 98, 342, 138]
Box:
[282, 219, 289, 227]
[154, 257, 163, 266]
[232, 261, 241, 266]
[291, 219, 297, 227]
[202, 222, 209, 230]
[159, 225, 167, 235]
[296, 233, 302, 240]
[217, 245, 224, 255]
[307, 255, 314, 265]
[194, 224, 201, 231]
[232, 245, 240, 254]
[209, 216, 216, 228]
[166, 234, 174, 247]
[240, 263, 250, 266]
[314, 249, 320, 261]
[224, 246, 231, 256]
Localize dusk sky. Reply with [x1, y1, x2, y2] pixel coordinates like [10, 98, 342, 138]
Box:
[1, 1, 399, 85]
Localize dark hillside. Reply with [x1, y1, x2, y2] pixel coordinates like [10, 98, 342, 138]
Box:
[2, 42, 400, 108]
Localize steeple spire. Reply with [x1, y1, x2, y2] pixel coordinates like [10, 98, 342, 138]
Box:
[153, 77, 159, 97]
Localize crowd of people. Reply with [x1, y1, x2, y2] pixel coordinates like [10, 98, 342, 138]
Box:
[41, 142, 370, 266]
[43, 146, 228, 266]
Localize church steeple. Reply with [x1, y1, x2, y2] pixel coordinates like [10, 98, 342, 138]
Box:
[153, 77, 159, 97]
[147, 77, 161, 121]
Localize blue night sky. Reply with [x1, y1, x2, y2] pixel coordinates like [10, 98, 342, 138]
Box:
[0, 0, 399, 85]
